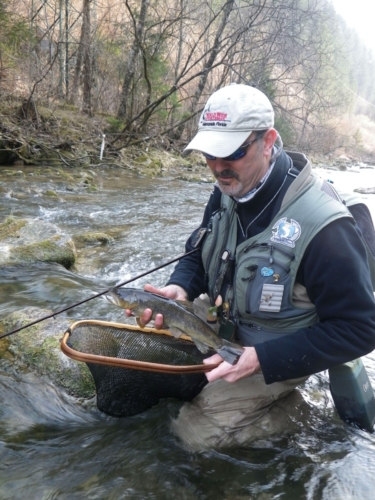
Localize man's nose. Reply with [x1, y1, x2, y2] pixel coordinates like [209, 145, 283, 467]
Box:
[207, 158, 229, 171]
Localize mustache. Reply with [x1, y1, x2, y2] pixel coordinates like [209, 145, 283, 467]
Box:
[213, 169, 239, 180]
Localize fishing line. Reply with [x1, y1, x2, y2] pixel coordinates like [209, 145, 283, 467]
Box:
[0, 248, 199, 339]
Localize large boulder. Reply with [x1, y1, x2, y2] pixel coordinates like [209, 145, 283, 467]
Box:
[0, 307, 95, 399]
[0, 217, 76, 268]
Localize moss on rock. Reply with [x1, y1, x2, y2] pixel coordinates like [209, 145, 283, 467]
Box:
[0, 308, 96, 399]
[2, 169, 25, 176]
[0, 217, 77, 269]
[44, 190, 58, 197]
[10, 240, 76, 268]
[0, 217, 27, 238]
[73, 232, 114, 246]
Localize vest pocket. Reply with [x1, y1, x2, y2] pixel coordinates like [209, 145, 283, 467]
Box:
[240, 258, 291, 318]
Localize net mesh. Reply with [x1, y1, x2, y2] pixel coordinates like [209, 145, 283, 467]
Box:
[65, 321, 214, 417]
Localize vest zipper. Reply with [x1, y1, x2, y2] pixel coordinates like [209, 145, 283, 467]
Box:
[209, 207, 230, 303]
[204, 207, 226, 300]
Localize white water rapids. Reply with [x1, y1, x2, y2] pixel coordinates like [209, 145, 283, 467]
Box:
[0, 163, 375, 499]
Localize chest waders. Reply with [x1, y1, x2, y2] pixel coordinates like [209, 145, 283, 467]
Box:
[201, 154, 375, 431]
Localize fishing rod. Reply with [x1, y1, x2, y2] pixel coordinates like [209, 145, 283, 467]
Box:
[0, 248, 199, 339]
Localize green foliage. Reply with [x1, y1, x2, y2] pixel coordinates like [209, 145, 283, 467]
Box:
[102, 39, 123, 58]
[144, 51, 169, 93]
[353, 128, 363, 148]
[136, 44, 179, 122]
[105, 116, 125, 133]
[259, 76, 277, 103]
[0, 2, 32, 52]
[156, 88, 182, 122]
[274, 116, 295, 148]
[0, 0, 5, 21]
[0, 1, 33, 76]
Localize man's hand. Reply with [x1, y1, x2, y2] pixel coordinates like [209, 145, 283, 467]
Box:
[125, 283, 188, 328]
[203, 346, 261, 383]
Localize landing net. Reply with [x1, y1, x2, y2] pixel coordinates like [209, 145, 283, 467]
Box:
[61, 320, 217, 417]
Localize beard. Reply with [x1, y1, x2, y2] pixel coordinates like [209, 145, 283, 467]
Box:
[213, 168, 244, 197]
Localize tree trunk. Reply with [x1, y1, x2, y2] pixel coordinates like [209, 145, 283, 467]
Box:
[172, 0, 235, 141]
[70, 0, 92, 115]
[117, 0, 149, 119]
[82, 0, 92, 115]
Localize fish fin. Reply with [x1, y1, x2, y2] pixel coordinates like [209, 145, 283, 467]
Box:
[135, 317, 146, 329]
[193, 339, 210, 354]
[168, 326, 184, 339]
[216, 341, 245, 365]
[175, 300, 196, 314]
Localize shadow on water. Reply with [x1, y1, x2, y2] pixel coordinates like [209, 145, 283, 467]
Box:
[1, 166, 375, 498]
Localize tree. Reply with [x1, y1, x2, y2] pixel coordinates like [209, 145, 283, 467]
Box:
[71, 0, 94, 115]
[0, 0, 31, 89]
[2, 0, 375, 158]
[117, 0, 150, 119]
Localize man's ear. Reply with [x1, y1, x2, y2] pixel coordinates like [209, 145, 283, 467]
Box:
[262, 128, 278, 157]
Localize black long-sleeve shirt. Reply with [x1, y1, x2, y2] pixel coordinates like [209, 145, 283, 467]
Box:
[167, 151, 375, 383]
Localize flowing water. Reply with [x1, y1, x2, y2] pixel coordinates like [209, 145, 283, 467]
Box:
[1, 162, 375, 499]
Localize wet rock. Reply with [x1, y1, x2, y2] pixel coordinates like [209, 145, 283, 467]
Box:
[176, 173, 213, 183]
[337, 163, 348, 171]
[44, 189, 58, 197]
[73, 232, 114, 246]
[0, 217, 76, 269]
[2, 169, 25, 176]
[354, 187, 375, 194]
[359, 164, 375, 169]
[0, 307, 95, 399]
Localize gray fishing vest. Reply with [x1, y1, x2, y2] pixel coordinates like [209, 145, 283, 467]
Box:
[201, 153, 370, 345]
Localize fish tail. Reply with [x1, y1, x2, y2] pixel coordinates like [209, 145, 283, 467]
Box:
[216, 341, 244, 365]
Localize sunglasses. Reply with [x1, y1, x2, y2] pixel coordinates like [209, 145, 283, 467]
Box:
[202, 132, 265, 162]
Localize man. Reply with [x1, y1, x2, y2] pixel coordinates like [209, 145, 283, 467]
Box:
[129, 83, 375, 449]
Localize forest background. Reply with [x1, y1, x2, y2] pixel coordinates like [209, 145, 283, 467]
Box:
[1, 0, 375, 168]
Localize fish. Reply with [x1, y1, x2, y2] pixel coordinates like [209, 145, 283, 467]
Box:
[106, 287, 244, 365]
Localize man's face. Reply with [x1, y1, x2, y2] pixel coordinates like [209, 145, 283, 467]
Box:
[205, 130, 275, 198]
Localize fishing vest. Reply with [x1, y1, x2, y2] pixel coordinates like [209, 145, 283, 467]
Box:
[201, 153, 373, 344]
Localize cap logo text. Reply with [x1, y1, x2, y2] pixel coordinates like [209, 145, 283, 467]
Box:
[203, 111, 227, 121]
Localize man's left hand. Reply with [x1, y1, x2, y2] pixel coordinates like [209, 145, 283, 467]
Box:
[203, 346, 261, 383]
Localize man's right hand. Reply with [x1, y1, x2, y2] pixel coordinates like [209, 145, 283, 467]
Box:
[125, 283, 188, 328]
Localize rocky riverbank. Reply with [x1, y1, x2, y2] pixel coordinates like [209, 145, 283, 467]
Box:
[1, 105, 375, 403]
[1, 96, 375, 181]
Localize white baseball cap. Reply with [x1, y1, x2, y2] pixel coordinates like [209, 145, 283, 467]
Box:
[182, 83, 274, 157]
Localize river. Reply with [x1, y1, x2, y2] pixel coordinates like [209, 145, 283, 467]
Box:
[0, 162, 375, 499]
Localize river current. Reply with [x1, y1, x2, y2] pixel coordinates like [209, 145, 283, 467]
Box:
[1, 163, 375, 499]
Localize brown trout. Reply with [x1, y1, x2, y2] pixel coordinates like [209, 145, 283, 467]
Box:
[106, 287, 244, 365]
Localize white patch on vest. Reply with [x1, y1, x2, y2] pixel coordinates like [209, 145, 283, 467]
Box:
[270, 217, 301, 248]
[259, 284, 284, 312]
